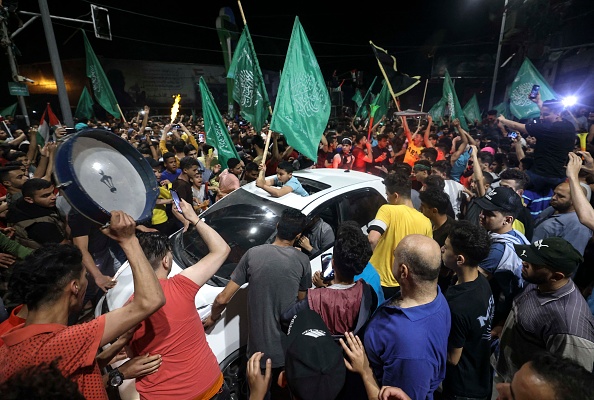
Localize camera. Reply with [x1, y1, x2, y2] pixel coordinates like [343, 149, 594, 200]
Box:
[529, 84, 540, 100]
[321, 253, 334, 282]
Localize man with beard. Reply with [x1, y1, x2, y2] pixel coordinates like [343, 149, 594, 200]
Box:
[532, 181, 593, 255]
[493, 237, 594, 385]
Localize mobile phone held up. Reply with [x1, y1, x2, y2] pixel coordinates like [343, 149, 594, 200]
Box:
[321, 253, 334, 282]
[529, 84, 540, 100]
[509, 131, 518, 139]
[170, 190, 183, 214]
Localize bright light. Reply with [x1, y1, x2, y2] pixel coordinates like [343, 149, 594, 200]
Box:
[562, 96, 578, 107]
[249, 227, 257, 234]
[92, 162, 102, 171]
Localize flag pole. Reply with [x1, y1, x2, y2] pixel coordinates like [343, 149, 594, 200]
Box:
[116, 104, 127, 124]
[238, 0, 274, 178]
[420, 78, 429, 112]
[371, 41, 401, 113]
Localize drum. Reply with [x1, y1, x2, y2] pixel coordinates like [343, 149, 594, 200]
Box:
[53, 128, 159, 226]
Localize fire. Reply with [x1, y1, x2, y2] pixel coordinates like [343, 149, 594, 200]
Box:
[170, 94, 181, 122]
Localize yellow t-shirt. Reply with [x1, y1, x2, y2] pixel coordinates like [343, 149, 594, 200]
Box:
[152, 186, 172, 225]
[403, 143, 424, 167]
[369, 204, 433, 287]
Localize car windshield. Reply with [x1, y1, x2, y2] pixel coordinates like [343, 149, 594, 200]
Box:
[171, 189, 297, 283]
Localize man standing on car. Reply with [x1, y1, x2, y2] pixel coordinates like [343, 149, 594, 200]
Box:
[127, 199, 231, 399]
[204, 208, 312, 399]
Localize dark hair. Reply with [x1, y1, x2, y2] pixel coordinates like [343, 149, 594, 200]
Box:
[245, 161, 259, 172]
[179, 156, 199, 171]
[332, 221, 372, 278]
[183, 144, 197, 155]
[432, 160, 452, 178]
[136, 231, 172, 270]
[8, 244, 83, 309]
[419, 188, 450, 215]
[22, 178, 52, 198]
[0, 360, 86, 400]
[542, 99, 564, 114]
[251, 135, 265, 149]
[173, 139, 186, 153]
[383, 171, 411, 198]
[162, 152, 176, 162]
[6, 151, 26, 162]
[0, 165, 23, 182]
[477, 151, 494, 165]
[227, 157, 241, 169]
[420, 147, 438, 163]
[447, 220, 491, 266]
[355, 133, 367, 145]
[276, 208, 306, 241]
[424, 175, 445, 191]
[519, 156, 534, 171]
[278, 161, 295, 174]
[487, 109, 497, 116]
[529, 352, 594, 400]
[499, 168, 529, 190]
[376, 133, 389, 142]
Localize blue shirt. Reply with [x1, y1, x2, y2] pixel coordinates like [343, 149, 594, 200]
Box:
[364, 287, 451, 400]
[450, 149, 471, 183]
[161, 168, 181, 183]
[273, 176, 308, 197]
[355, 262, 385, 305]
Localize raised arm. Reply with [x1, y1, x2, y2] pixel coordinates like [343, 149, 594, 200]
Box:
[423, 116, 434, 148]
[139, 106, 149, 133]
[100, 211, 165, 347]
[566, 152, 594, 230]
[497, 115, 528, 135]
[470, 145, 486, 197]
[401, 116, 413, 143]
[177, 199, 230, 285]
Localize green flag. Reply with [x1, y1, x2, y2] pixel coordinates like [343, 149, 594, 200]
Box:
[370, 42, 420, 98]
[269, 17, 331, 162]
[443, 70, 468, 130]
[355, 76, 377, 120]
[428, 97, 447, 121]
[494, 101, 511, 120]
[74, 87, 95, 121]
[82, 30, 121, 118]
[199, 77, 239, 170]
[0, 103, 17, 117]
[509, 57, 558, 120]
[371, 81, 391, 121]
[352, 90, 363, 109]
[227, 25, 270, 133]
[463, 94, 481, 124]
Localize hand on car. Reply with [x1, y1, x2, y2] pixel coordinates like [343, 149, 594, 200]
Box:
[94, 273, 117, 292]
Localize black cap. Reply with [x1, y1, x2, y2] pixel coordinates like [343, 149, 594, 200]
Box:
[514, 237, 584, 276]
[284, 310, 346, 400]
[474, 187, 523, 218]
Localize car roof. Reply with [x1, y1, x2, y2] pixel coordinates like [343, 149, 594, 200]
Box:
[236, 169, 385, 211]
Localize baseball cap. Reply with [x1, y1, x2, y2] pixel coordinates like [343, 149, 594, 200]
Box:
[482, 146, 496, 155]
[284, 310, 346, 400]
[474, 187, 523, 217]
[514, 237, 583, 276]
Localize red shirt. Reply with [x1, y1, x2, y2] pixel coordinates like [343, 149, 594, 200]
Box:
[129, 274, 221, 400]
[0, 304, 26, 345]
[0, 315, 107, 400]
[352, 147, 368, 172]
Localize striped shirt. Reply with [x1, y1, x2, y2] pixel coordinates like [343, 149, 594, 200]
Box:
[494, 280, 594, 382]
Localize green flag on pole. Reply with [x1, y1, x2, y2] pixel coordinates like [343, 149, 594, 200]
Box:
[371, 81, 391, 121]
[269, 17, 331, 162]
[82, 30, 121, 118]
[494, 101, 511, 120]
[74, 87, 95, 121]
[443, 70, 468, 130]
[352, 90, 363, 109]
[509, 57, 558, 120]
[199, 77, 239, 170]
[355, 76, 377, 120]
[463, 94, 481, 124]
[227, 25, 270, 133]
[0, 103, 17, 118]
[428, 97, 447, 121]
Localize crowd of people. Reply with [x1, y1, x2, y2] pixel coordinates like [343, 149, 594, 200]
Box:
[0, 92, 594, 400]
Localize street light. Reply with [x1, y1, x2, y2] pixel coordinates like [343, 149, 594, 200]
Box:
[488, 0, 508, 110]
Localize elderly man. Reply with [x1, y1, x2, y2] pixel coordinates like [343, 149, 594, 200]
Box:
[364, 235, 451, 400]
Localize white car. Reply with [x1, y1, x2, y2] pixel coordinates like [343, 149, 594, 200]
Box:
[95, 168, 387, 400]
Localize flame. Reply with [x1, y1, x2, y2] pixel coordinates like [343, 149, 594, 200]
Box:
[170, 94, 181, 122]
